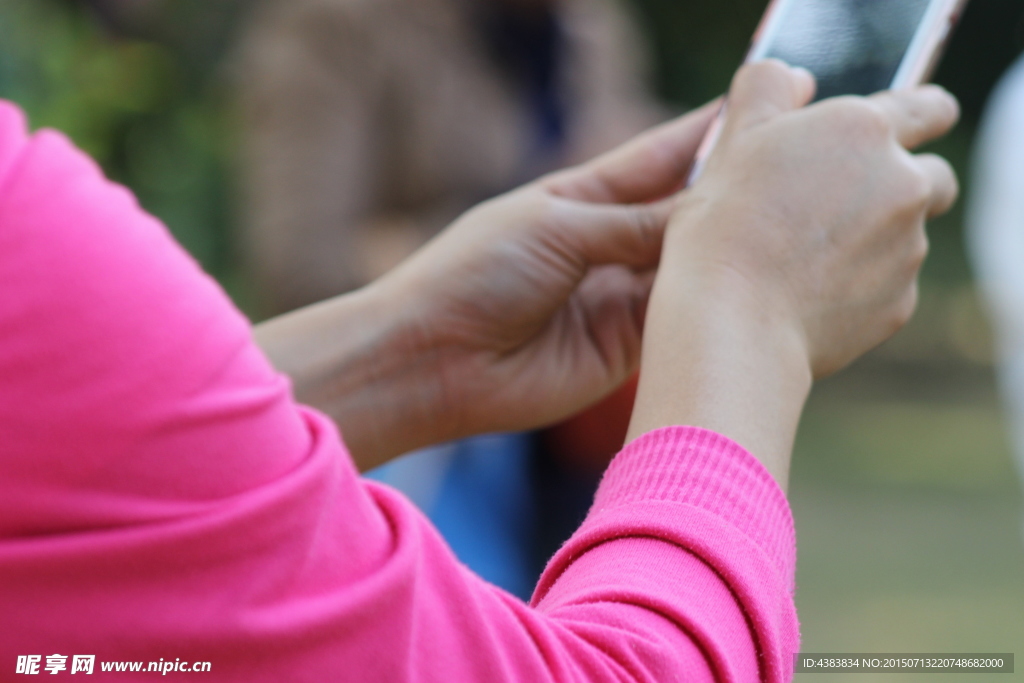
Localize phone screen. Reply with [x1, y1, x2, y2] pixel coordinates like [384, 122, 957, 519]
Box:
[757, 0, 933, 100]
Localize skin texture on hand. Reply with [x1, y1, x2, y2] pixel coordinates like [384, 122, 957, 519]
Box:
[255, 102, 720, 470]
[628, 61, 959, 487]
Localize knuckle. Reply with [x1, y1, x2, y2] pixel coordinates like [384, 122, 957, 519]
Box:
[902, 230, 930, 279]
[526, 190, 558, 221]
[860, 104, 893, 140]
[891, 160, 932, 216]
[887, 286, 919, 336]
[832, 97, 892, 140]
[741, 59, 786, 82]
[907, 173, 932, 209]
[897, 286, 920, 326]
[629, 205, 660, 242]
[905, 166, 933, 212]
[947, 164, 961, 197]
[619, 206, 663, 259]
[931, 156, 960, 204]
[912, 231, 930, 268]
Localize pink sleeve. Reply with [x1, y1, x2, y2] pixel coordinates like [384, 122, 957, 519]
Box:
[0, 101, 798, 681]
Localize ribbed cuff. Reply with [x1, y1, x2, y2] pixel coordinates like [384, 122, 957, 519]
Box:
[532, 426, 800, 683]
[592, 426, 796, 589]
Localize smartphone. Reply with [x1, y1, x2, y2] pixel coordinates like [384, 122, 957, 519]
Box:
[688, 0, 970, 183]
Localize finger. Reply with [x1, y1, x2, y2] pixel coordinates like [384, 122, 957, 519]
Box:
[628, 269, 657, 331]
[542, 100, 721, 204]
[573, 265, 655, 377]
[914, 152, 959, 218]
[724, 59, 816, 132]
[869, 85, 960, 149]
[551, 196, 674, 270]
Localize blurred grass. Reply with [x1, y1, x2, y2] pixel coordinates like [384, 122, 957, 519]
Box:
[791, 371, 1024, 680]
[786, 289, 1024, 677]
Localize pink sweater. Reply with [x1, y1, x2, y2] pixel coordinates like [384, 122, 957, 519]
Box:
[0, 101, 799, 681]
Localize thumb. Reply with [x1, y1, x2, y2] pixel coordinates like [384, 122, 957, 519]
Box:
[542, 99, 721, 204]
[551, 196, 674, 271]
[725, 59, 816, 132]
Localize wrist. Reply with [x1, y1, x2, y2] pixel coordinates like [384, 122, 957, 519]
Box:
[255, 283, 454, 470]
[627, 254, 812, 489]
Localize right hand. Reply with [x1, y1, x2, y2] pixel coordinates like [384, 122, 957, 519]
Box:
[671, 60, 960, 378]
[629, 60, 959, 483]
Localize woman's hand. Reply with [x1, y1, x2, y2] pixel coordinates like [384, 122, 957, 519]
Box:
[258, 60, 959, 477]
[256, 103, 720, 470]
[629, 61, 960, 487]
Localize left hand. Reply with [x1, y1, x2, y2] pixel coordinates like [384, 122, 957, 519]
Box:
[256, 102, 718, 469]
[377, 105, 718, 452]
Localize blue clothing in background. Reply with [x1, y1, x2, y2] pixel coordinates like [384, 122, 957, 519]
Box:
[368, 434, 539, 599]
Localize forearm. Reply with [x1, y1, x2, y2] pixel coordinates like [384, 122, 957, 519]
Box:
[626, 224, 813, 490]
[254, 283, 453, 471]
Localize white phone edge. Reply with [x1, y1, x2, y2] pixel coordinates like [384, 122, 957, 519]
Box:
[686, 0, 970, 186]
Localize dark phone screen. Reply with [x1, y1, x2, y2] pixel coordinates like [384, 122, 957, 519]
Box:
[762, 0, 933, 100]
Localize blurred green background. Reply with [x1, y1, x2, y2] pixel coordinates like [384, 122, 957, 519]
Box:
[1, 0, 1022, 677]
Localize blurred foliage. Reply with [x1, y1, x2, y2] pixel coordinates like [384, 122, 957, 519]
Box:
[0, 0, 246, 286]
[0, 3, 171, 159]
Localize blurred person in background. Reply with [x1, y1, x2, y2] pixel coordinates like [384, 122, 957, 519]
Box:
[236, 0, 660, 308]
[967, 51, 1024, 536]
[234, 0, 663, 599]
